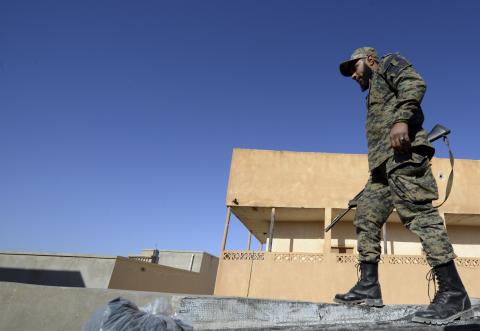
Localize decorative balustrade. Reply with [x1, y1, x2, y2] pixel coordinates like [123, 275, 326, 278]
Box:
[336, 254, 358, 264]
[221, 251, 480, 269]
[128, 255, 156, 263]
[273, 253, 324, 263]
[383, 255, 428, 265]
[223, 251, 265, 261]
[456, 257, 480, 268]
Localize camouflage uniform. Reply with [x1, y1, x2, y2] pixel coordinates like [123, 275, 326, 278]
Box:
[347, 48, 456, 267]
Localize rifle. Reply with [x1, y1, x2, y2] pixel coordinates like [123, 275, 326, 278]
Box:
[325, 124, 452, 233]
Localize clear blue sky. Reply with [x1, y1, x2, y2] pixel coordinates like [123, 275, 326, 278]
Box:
[1, 1, 479, 257]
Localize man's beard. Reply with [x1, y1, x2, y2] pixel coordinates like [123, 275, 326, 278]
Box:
[358, 62, 373, 92]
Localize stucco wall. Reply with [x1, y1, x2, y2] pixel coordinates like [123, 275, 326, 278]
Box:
[215, 251, 480, 304]
[271, 221, 325, 253]
[108, 256, 218, 295]
[448, 225, 480, 257]
[156, 251, 215, 272]
[226, 148, 480, 215]
[227, 149, 369, 209]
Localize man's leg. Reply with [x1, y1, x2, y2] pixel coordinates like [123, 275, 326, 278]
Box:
[334, 171, 393, 306]
[355, 174, 394, 264]
[388, 155, 472, 324]
[388, 156, 455, 266]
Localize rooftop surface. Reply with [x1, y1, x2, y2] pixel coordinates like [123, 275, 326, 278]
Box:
[1, 282, 479, 330]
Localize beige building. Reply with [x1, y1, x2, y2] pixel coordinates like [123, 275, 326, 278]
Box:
[214, 148, 480, 304]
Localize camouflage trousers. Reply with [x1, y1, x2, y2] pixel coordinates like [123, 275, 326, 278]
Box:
[354, 152, 456, 267]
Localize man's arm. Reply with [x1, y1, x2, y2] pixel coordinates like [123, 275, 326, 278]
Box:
[382, 54, 427, 151]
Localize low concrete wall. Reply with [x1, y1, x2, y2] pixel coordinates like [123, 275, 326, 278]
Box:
[0, 282, 179, 331]
[0, 251, 219, 295]
[0, 252, 116, 288]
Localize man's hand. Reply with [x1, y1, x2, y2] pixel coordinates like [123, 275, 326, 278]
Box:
[390, 122, 410, 152]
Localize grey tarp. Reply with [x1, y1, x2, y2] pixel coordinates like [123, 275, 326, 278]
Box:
[82, 297, 192, 331]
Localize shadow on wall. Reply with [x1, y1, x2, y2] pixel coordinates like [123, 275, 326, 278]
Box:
[273, 221, 325, 252]
[0, 267, 85, 287]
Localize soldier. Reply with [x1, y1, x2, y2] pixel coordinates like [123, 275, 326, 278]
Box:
[336, 47, 472, 325]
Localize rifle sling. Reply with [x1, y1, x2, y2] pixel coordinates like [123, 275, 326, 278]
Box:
[433, 135, 454, 208]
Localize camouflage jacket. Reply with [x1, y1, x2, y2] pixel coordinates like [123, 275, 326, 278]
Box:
[366, 53, 433, 171]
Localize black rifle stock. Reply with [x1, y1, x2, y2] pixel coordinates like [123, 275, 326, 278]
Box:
[324, 124, 451, 233]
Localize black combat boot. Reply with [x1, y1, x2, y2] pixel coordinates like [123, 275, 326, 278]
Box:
[412, 260, 474, 325]
[334, 262, 383, 307]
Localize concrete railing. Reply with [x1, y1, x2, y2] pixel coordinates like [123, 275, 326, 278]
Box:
[221, 251, 480, 268]
[128, 255, 157, 263]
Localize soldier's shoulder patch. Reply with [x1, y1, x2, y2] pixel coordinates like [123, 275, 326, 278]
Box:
[381, 53, 411, 75]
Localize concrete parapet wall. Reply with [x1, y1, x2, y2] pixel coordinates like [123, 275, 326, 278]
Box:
[0, 251, 218, 295]
[0, 282, 178, 331]
[108, 256, 217, 295]
[0, 252, 116, 288]
[156, 250, 217, 273]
